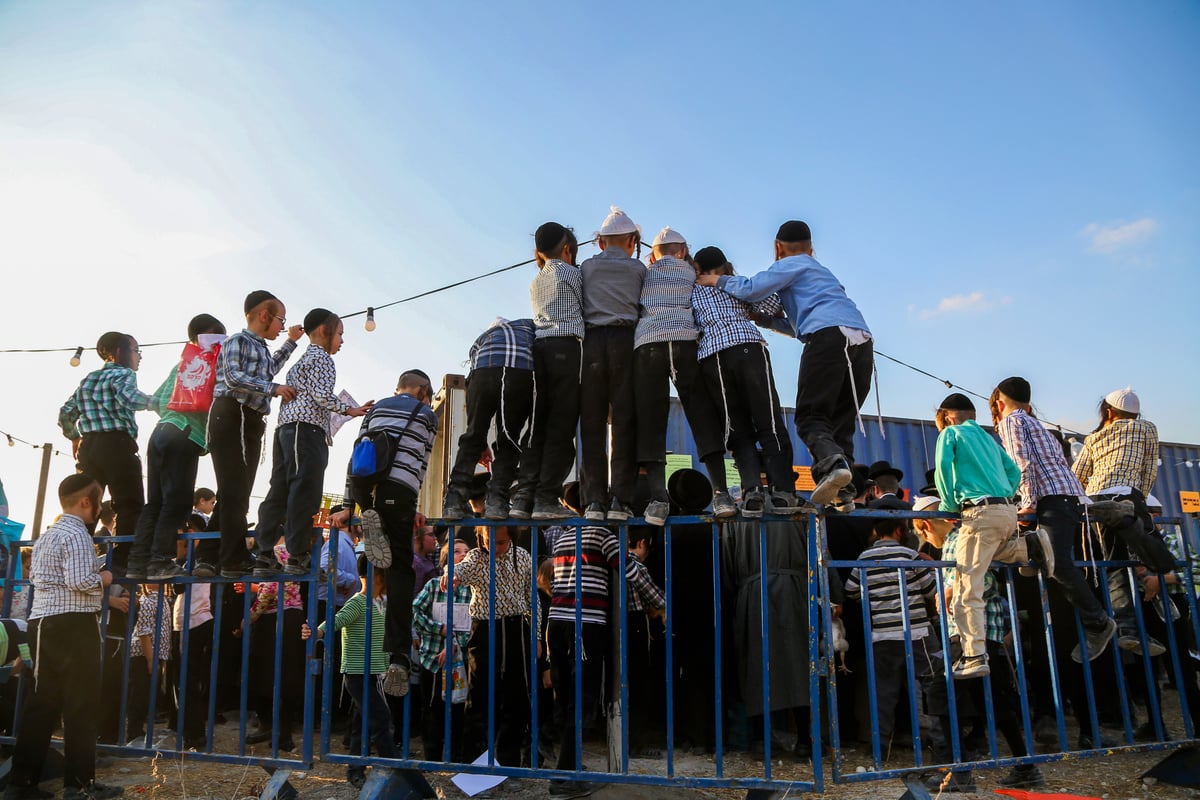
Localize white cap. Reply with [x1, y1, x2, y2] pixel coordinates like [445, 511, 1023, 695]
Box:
[1105, 387, 1140, 414]
[597, 205, 641, 237]
[912, 495, 941, 512]
[651, 226, 687, 247]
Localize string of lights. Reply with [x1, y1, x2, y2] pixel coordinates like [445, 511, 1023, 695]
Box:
[0, 428, 68, 457]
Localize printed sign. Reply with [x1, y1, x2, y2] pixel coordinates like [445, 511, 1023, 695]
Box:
[665, 453, 694, 482]
[794, 466, 816, 492]
[1181, 491, 1200, 515]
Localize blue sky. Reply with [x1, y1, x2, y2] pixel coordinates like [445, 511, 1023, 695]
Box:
[1, 1, 1198, 517]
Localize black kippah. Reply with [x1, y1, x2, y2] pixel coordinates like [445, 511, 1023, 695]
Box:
[693, 246, 729, 273]
[244, 290, 279, 314]
[534, 222, 570, 254]
[303, 308, 336, 334]
[775, 220, 812, 243]
[939, 393, 976, 412]
[996, 376, 1031, 404]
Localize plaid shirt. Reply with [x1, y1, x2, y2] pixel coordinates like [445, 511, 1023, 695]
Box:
[277, 344, 351, 443]
[1162, 524, 1197, 599]
[469, 318, 536, 371]
[635, 256, 699, 349]
[531, 260, 585, 340]
[625, 552, 663, 613]
[997, 410, 1085, 506]
[942, 527, 1008, 643]
[691, 284, 784, 360]
[411, 578, 472, 672]
[213, 329, 297, 416]
[1073, 418, 1159, 496]
[59, 363, 156, 440]
[131, 590, 172, 661]
[29, 513, 105, 618]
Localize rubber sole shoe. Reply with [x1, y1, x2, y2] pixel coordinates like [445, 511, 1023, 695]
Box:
[548, 780, 595, 799]
[382, 663, 410, 697]
[124, 566, 148, 581]
[712, 491, 737, 519]
[1118, 633, 1166, 657]
[532, 501, 572, 521]
[252, 558, 286, 579]
[1086, 499, 1136, 528]
[191, 562, 217, 578]
[361, 509, 393, 569]
[584, 502, 606, 522]
[509, 494, 534, 520]
[998, 764, 1046, 788]
[741, 489, 764, 519]
[147, 561, 186, 581]
[1071, 616, 1117, 663]
[643, 500, 669, 527]
[922, 771, 976, 793]
[952, 654, 990, 679]
[483, 497, 509, 521]
[441, 491, 468, 521]
[284, 553, 312, 576]
[810, 459, 852, 505]
[607, 499, 634, 522]
[765, 491, 808, 515]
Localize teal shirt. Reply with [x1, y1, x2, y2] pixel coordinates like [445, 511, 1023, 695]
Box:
[151, 366, 209, 450]
[935, 420, 1021, 512]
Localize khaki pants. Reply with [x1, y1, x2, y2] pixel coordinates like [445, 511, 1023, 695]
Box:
[952, 504, 1023, 658]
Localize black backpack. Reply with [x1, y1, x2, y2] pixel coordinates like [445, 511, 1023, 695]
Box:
[349, 408, 419, 489]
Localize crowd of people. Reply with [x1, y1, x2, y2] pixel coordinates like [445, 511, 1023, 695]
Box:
[1, 208, 1196, 800]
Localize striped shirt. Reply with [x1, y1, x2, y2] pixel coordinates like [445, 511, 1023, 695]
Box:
[548, 526, 665, 625]
[213, 329, 297, 416]
[451, 544, 540, 633]
[997, 410, 1086, 506]
[634, 256, 699, 349]
[1072, 418, 1159, 496]
[942, 527, 1007, 643]
[531, 260, 585, 340]
[59, 363, 156, 440]
[277, 344, 351, 444]
[131, 590, 172, 661]
[29, 513, 105, 618]
[843, 539, 936, 642]
[469, 319, 536, 371]
[318, 591, 389, 675]
[691, 285, 785, 361]
[344, 393, 437, 497]
[411, 579, 472, 672]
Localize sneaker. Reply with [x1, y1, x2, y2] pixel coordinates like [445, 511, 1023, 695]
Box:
[509, 492, 534, 520]
[548, 780, 595, 799]
[643, 500, 669, 527]
[833, 486, 857, 512]
[921, 771, 976, 793]
[284, 552, 312, 576]
[765, 490, 805, 515]
[1020, 527, 1056, 577]
[220, 560, 254, 579]
[360, 509, 392, 569]
[1033, 715, 1059, 745]
[124, 565, 148, 581]
[810, 456, 852, 505]
[532, 500, 572, 520]
[741, 487, 764, 519]
[1117, 632, 1166, 657]
[4, 786, 54, 800]
[1071, 616, 1117, 663]
[347, 769, 367, 789]
[484, 495, 509, 521]
[442, 490, 468, 521]
[252, 556, 285, 579]
[997, 764, 1045, 788]
[382, 663, 410, 697]
[607, 498, 634, 522]
[584, 502, 606, 522]
[712, 491, 737, 519]
[144, 561, 183, 581]
[1077, 731, 1119, 749]
[1087, 499, 1136, 528]
[63, 783, 124, 800]
[952, 654, 990, 679]
[191, 561, 217, 578]
[245, 727, 274, 744]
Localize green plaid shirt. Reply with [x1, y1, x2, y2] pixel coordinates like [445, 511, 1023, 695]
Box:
[1163, 524, 1198, 599]
[943, 527, 1009, 644]
[59, 362, 156, 440]
[412, 579, 472, 673]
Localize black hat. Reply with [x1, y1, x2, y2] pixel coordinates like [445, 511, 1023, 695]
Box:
[919, 468, 938, 497]
[868, 460, 903, 481]
[667, 468, 713, 515]
[693, 246, 729, 273]
[775, 220, 812, 243]
[303, 308, 337, 334]
[871, 495, 910, 512]
[996, 376, 1031, 404]
[938, 393, 975, 412]
[851, 463, 872, 496]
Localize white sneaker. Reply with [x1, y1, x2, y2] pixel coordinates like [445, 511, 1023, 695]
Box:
[360, 509, 392, 569]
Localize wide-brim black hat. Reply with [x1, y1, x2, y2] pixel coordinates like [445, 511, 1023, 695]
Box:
[867, 460, 903, 482]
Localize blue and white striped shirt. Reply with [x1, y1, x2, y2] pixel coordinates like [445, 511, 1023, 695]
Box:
[344, 393, 437, 496]
[213, 329, 297, 416]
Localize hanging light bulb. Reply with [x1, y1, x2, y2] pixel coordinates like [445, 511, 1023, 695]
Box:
[365, 307, 376, 332]
[6, 435, 13, 448]
[70, 346, 83, 367]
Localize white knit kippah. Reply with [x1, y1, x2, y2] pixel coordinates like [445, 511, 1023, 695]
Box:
[597, 205, 640, 237]
[651, 226, 687, 247]
[1104, 387, 1140, 414]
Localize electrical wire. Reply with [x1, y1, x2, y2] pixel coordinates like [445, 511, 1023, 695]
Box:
[0, 428, 68, 457]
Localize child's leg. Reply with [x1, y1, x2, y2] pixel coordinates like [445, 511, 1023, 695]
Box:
[794, 328, 869, 478]
[709, 349, 763, 490]
[152, 425, 202, 565]
[253, 427, 290, 558]
[672, 342, 728, 493]
[206, 398, 266, 571]
[81, 431, 144, 571]
[1038, 497, 1111, 630]
[489, 368, 534, 504]
[531, 337, 582, 507]
[282, 422, 329, 563]
[953, 505, 1021, 658]
[129, 426, 168, 572]
[871, 640, 905, 742]
[606, 328, 639, 508]
[579, 330, 615, 508]
[633, 343, 671, 501]
[447, 366, 503, 498]
[365, 671, 397, 759]
[731, 344, 793, 489]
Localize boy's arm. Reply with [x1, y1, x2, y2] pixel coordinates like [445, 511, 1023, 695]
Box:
[934, 430, 958, 512]
[114, 369, 155, 412]
[1071, 443, 1093, 487]
[331, 593, 364, 633]
[1001, 448, 1022, 496]
[59, 391, 81, 441]
[269, 338, 299, 376]
[150, 369, 178, 419]
[625, 558, 665, 610]
[1141, 426, 1160, 494]
[843, 570, 861, 600]
[64, 535, 103, 594]
[998, 416, 1034, 505]
[717, 261, 798, 303]
[220, 336, 280, 397]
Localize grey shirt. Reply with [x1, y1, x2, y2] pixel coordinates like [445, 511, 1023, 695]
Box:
[580, 247, 645, 327]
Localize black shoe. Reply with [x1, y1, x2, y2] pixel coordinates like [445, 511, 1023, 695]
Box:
[220, 562, 254, 579]
[792, 739, 812, 761]
[606, 498, 634, 522]
[1133, 720, 1171, 741]
[183, 735, 207, 751]
[442, 489, 468, 521]
[1020, 527, 1056, 577]
[509, 492, 534, 520]
[1077, 731, 1120, 749]
[63, 783, 124, 800]
[347, 769, 367, 789]
[532, 500, 571, 520]
[998, 764, 1045, 788]
[252, 556, 285, 579]
[642, 500, 669, 526]
[125, 565, 148, 581]
[245, 727, 274, 744]
[191, 561, 218, 578]
[4, 785, 54, 800]
[584, 502, 606, 522]
[1034, 715, 1059, 745]
[811, 456, 852, 505]
[284, 552, 312, 576]
[922, 771, 975, 792]
[147, 560, 186, 581]
[484, 495, 509, 521]
[1071, 616, 1117, 663]
[741, 487, 764, 519]
[548, 780, 595, 799]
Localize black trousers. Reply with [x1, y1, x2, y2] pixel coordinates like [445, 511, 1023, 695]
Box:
[869, 635, 937, 741]
[176, 618, 214, 739]
[579, 325, 637, 507]
[516, 337, 582, 506]
[10, 614, 102, 790]
[463, 616, 531, 768]
[202, 397, 266, 571]
[420, 666, 466, 762]
[1038, 495, 1110, 630]
[255, 421, 328, 561]
[548, 620, 607, 772]
[77, 430, 144, 571]
[634, 340, 725, 465]
[926, 638, 1029, 759]
[793, 326, 873, 474]
[130, 422, 202, 570]
[249, 608, 305, 734]
[449, 366, 534, 502]
[354, 481, 416, 668]
[701, 343, 794, 490]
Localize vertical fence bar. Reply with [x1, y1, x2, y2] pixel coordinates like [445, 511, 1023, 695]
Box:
[1003, 569, 1035, 756]
[1036, 569, 1069, 751]
[444, 537, 456, 764]
[896, 568, 922, 768]
[617, 522, 630, 774]
[573, 519, 583, 772]
[758, 517, 772, 780]
[487, 524, 496, 767]
[528, 521, 541, 770]
[932, 564, 961, 766]
[859, 565, 881, 768]
[810, 512, 826, 794]
[664, 523, 675, 778]
[711, 519, 723, 779]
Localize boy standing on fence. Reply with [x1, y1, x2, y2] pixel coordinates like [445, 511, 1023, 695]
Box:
[991, 376, 1117, 662]
[197, 290, 303, 579]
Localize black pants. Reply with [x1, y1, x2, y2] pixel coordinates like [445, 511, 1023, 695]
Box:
[420, 666, 466, 762]
[249, 608, 305, 735]
[579, 325, 637, 507]
[355, 481, 416, 668]
[130, 422, 202, 570]
[77, 430, 144, 571]
[701, 343, 794, 490]
[125, 657, 154, 741]
[344, 672, 397, 759]
[1038, 495, 1110, 630]
[869, 636, 937, 741]
[926, 638, 1029, 759]
[255, 421, 328, 561]
[176, 619, 214, 739]
[548, 620, 607, 771]
[634, 339, 725, 466]
[202, 397, 266, 571]
[449, 366, 534, 503]
[10, 614, 102, 791]
[793, 326, 873, 474]
[463, 616, 531, 768]
[516, 337, 582, 506]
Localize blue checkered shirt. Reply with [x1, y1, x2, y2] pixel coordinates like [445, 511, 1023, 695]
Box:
[213, 329, 298, 416]
[277, 344, 351, 443]
[691, 285, 785, 360]
[635, 256, 699, 349]
[531, 260, 584, 340]
[469, 319, 536, 371]
[59, 362, 156, 440]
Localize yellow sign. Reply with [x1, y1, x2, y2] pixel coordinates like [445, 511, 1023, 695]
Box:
[1181, 491, 1200, 515]
[665, 453, 694, 482]
[794, 466, 816, 492]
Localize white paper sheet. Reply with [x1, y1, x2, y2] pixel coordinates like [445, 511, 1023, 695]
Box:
[431, 600, 473, 631]
[451, 751, 506, 796]
[329, 390, 358, 439]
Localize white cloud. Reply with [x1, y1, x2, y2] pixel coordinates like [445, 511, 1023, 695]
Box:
[917, 291, 1011, 320]
[1082, 217, 1158, 253]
